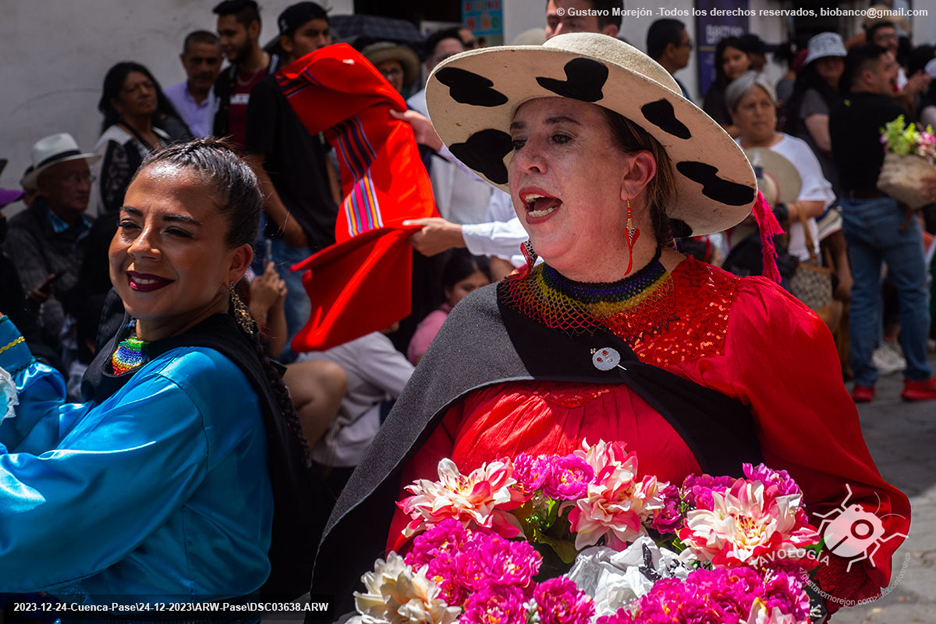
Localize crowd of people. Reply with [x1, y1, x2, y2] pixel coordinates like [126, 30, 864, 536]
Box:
[0, 0, 929, 619]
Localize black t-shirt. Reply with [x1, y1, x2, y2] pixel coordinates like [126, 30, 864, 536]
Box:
[829, 92, 906, 193]
[244, 75, 338, 253]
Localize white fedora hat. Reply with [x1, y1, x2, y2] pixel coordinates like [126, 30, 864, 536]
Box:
[22, 133, 101, 188]
[425, 33, 757, 237]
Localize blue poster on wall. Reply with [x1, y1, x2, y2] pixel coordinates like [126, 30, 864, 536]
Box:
[462, 0, 503, 37]
[695, 0, 749, 99]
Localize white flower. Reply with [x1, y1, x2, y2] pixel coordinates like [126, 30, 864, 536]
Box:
[352, 552, 460, 624]
[567, 537, 690, 618]
[0, 366, 18, 423]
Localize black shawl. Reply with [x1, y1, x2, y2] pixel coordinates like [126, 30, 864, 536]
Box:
[310, 285, 763, 614]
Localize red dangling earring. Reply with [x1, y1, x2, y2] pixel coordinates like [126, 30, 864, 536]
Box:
[624, 196, 641, 274]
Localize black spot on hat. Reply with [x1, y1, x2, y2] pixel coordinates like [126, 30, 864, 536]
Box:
[668, 219, 693, 238]
[450, 129, 514, 184]
[435, 67, 508, 107]
[641, 99, 691, 139]
[676, 162, 755, 206]
[536, 58, 608, 103]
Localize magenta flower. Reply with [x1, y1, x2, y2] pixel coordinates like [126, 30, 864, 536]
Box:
[681, 473, 735, 510]
[743, 463, 802, 498]
[648, 483, 682, 534]
[543, 454, 594, 500]
[512, 453, 550, 494]
[461, 584, 527, 624]
[405, 519, 472, 605]
[623, 565, 810, 624]
[534, 577, 595, 624]
[596, 610, 636, 624]
[451, 530, 541, 599]
[762, 570, 811, 622]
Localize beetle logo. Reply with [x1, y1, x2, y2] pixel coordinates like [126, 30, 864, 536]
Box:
[815, 484, 908, 572]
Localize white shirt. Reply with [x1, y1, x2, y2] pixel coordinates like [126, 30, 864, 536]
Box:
[463, 190, 529, 266]
[738, 134, 835, 261]
[408, 89, 492, 225]
[298, 332, 414, 467]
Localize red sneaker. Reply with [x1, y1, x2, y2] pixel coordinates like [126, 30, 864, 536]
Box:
[901, 378, 936, 401]
[852, 385, 876, 403]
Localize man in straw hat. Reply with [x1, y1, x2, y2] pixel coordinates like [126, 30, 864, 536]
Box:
[361, 41, 420, 96]
[311, 33, 908, 618]
[6, 133, 99, 352]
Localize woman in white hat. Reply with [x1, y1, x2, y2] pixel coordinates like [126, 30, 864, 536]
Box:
[312, 33, 908, 615]
[783, 32, 847, 191]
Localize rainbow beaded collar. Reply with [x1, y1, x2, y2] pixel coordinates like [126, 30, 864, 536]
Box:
[498, 247, 677, 346]
[111, 335, 150, 375]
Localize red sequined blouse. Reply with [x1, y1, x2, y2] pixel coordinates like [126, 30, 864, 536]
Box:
[388, 257, 910, 609]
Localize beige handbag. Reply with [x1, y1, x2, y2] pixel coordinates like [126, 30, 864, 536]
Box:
[789, 211, 834, 325]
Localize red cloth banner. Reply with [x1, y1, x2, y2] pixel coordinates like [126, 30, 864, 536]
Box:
[277, 44, 438, 351]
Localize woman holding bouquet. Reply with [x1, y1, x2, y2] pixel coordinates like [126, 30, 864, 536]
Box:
[313, 34, 910, 616]
[0, 139, 312, 604]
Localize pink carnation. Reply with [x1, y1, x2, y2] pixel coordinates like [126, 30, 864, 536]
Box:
[743, 463, 802, 498]
[461, 584, 527, 624]
[512, 453, 549, 494]
[405, 519, 472, 605]
[681, 473, 735, 510]
[596, 609, 635, 624]
[454, 531, 540, 596]
[648, 483, 683, 534]
[542, 454, 594, 500]
[534, 577, 595, 624]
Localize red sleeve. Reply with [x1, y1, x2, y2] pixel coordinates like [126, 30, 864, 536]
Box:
[386, 402, 463, 555]
[723, 277, 911, 607]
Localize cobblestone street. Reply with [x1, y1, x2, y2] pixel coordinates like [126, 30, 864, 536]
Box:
[833, 354, 936, 624]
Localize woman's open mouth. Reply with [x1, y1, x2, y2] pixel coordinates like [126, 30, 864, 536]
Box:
[127, 271, 174, 293]
[520, 188, 563, 221]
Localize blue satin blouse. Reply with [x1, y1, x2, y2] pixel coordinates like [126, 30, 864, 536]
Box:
[0, 316, 273, 603]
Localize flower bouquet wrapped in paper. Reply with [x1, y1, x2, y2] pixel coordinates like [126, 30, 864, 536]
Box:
[348, 440, 822, 624]
[877, 115, 936, 209]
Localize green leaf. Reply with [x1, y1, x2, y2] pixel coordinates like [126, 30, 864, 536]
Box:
[529, 524, 580, 564]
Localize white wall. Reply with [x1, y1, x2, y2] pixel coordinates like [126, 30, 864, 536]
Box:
[0, 0, 350, 207]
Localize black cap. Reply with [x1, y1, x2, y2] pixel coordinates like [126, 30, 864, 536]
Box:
[278, 2, 328, 36]
[740, 33, 776, 55]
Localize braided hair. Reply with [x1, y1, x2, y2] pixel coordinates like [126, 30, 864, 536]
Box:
[133, 138, 311, 462]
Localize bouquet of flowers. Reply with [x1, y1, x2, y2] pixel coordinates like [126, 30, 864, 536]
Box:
[877, 115, 936, 209]
[349, 440, 822, 624]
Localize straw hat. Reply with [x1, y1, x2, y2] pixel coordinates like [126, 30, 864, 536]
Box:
[425, 33, 757, 237]
[361, 41, 421, 90]
[22, 133, 100, 188]
[743, 148, 801, 206]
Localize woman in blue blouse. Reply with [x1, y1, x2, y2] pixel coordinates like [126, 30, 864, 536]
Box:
[0, 139, 312, 606]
